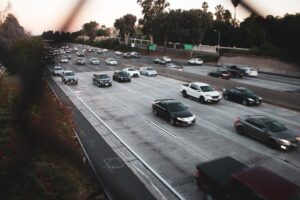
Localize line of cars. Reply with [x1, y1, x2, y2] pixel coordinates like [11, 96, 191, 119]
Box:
[208, 65, 258, 80]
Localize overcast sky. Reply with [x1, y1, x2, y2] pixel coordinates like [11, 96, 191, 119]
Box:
[1, 0, 300, 35]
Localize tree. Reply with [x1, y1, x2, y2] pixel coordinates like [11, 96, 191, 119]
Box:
[114, 14, 137, 45]
[214, 5, 225, 22]
[137, 0, 170, 42]
[202, 2, 208, 13]
[0, 14, 26, 47]
[231, 0, 241, 26]
[82, 21, 99, 41]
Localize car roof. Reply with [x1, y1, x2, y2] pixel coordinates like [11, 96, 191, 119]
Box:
[191, 82, 210, 87]
[154, 99, 180, 104]
[63, 70, 73, 73]
[232, 167, 300, 200]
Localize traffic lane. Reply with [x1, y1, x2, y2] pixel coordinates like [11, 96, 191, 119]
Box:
[47, 78, 157, 200]
[53, 73, 206, 200]
[183, 65, 300, 92]
[105, 74, 300, 186]
[55, 72, 300, 188]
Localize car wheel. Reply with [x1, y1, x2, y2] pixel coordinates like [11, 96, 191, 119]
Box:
[153, 108, 158, 116]
[199, 96, 205, 104]
[236, 126, 245, 135]
[223, 94, 228, 100]
[267, 139, 277, 149]
[242, 100, 248, 106]
[182, 90, 188, 98]
[169, 118, 175, 126]
[97, 82, 101, 87]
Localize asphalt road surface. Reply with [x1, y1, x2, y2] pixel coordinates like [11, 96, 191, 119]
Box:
[53, 46, 300, 200]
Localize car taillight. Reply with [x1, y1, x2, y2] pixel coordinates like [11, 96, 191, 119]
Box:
[234, 117, 240, 124]
[194, 169, 201, 178]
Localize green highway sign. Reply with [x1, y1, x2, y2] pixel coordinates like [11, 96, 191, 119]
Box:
[148, 44, 157, 51]
[184, 44, 193, 50]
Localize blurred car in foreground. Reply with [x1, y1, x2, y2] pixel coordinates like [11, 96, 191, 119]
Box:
[123, 68, 139, 77]
[140, 66, 158, 76]
[62, 70, 78, 85]
[195, 156, 300, 200]
[89, 58, 100, 65]
[188, 58, 203, 65]
[208, 70, 231, 79]
[152, 99, 196, 126]
[223, 87, 262, 106]
[106, 58, 118, 65]
[92, 73, 112, 87]
[113, 71, 131, 82]
[235, 115, 299, 150]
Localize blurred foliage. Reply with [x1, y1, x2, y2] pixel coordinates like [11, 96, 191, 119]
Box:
[114, 14, 137, 45]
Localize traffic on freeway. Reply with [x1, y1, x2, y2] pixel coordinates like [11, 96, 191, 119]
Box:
[48, 44, 300, 200]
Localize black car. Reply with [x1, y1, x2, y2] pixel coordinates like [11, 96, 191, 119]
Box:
[112, 71, 131, 82]
[208, 70, 231, 80]
[223, 87, 262, 106]
[92, 73, 112, 87]
[152, 99, 196, 126]
[222, 65, 244, 78]
[234, 115, 299, 150]
[77, 52, 85, 57]
[153, 58, 166, 65]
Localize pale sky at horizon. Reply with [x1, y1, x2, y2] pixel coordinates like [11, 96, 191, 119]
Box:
[1, 0, 300, 35]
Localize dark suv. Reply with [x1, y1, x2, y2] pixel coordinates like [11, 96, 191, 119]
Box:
[112, 71, 131, 82]
[92, 73, 112, 87]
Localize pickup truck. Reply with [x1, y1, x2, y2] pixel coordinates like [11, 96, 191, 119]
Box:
[195, 157, 300, 200]
[180, 82, 222, 104]
[221, 65, 244, 78]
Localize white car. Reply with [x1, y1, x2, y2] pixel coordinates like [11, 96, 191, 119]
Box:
[180, 82, 222, 103]
[106, 58, 118, 65]
[123, 68, 140, 77]
[115, 51, 122, 55]
[188, 58, 203, 65]
[53, 66, 64, 76]
[140, 67, 158, 76]
[167, 63, 183, 71]
[242, 67, 258, 77]
[102, 49, 108, 52]
[162, 56, 171, 63]
[73, 47, 78, 51]
[89, 58, 100, 65]
[60, 57, 69, 63]
[97, 49, 103, 54]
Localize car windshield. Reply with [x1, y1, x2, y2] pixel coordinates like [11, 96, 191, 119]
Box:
[146, 68, 154, 71]
[240, 88, 255, 95]
[128, 69, 136, 71]
[55, 67, 62, 70]
[120, 72, 130, 77]
[98, 74, 109, 79]
[200, 86, 214, 92]
[65, 72, 75, 76]
[264, 120, 287, 132]
[167, 102, 187, 112]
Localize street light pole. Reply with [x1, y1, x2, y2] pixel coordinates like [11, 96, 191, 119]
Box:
[214, 30, 220, 52]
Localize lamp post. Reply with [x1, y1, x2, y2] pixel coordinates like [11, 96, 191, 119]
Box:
[214, 30, 220, 52]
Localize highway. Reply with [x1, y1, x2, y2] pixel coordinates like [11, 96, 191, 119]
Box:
[53, 46, 300, 200]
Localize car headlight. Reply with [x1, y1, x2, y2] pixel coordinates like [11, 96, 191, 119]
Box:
[248, 98, 254, 101]
[258, 97, 262, 100]
[278, 139, 291, 145]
